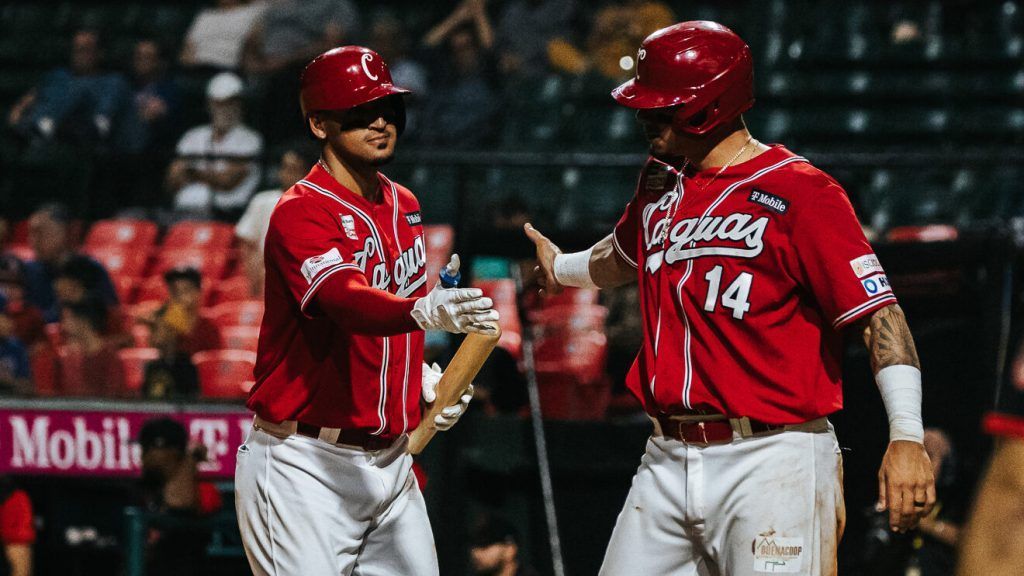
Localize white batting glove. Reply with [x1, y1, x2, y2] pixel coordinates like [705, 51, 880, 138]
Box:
[421, 362, 473, 431]
[411, 255, 499, 334]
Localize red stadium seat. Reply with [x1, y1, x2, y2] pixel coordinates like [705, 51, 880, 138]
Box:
[84, 246, 151, 279]
[535, 374, 611, 420]
[539, 287, 600, 309]
[84, 219, 158, 249]
[118, 348, 160, 394]
[210, 275, 254, 305]
[5, 245, 34, 262]
[528, 304, 608, 337]
[112, 276, 138, 303]
[193, 349, 256, 399]
[163, 221, 235, 250]
[134, 275, 169, 305]
[532, 331, 608, 385]
[205, 300, 265, 328]
[423, 224, 454, 280]
[153, 248, 229, 280]
[474, 278, 522, 357]
[885, 224, 959, 243]
[221, 325, 260, 352]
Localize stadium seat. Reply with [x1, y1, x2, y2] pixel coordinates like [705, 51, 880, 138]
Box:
[134, 275, 169, 305]
[84, 219, 158, 249]
[221, 325, 260, 352]
[423, 224, 454, 281]
[84, 246, 151, 279]
[529, 304, 608, 336]
[205, 300, 264, 328]
[5, 244, 33, 262]
[163, 221, 235, 250]
[118, 347, 160, 394]
[209, 276, 253, 305]
[152, 248, 229, 280]
[532, 331, 608, 386]
[539, 287, 600, 309]
[475, 278, 522, 356]
[534, 373, 611, 420]
[193, 349, 257, 399]
[112, 276, 138, 304]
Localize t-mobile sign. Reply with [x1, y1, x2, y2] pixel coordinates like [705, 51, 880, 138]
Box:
[0, 405, 252, 479]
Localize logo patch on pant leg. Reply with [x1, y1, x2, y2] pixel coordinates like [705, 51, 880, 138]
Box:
[752, 531, 804, 573]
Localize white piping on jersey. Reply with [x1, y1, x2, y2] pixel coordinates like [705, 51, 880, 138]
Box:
[833, 293, 898, 328]
[612, 233, 638, 268]
[401, 335, 410, 434]
[379, 174, 411, 434]
[650, 308, 662, 396]
[372, 336, 390, 436]
[674, 155, 808, 409]
[299, 263, 360, 312]
[297, 179, 385, 259]
[298, 178, 394, 437]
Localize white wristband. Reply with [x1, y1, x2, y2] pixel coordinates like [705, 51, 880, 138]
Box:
[553, 247, 597, 289]
[876, 365, 924, 443]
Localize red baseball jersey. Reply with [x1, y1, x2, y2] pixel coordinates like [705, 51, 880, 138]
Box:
[613, 145, 897, 424]
[247, 163, 427, 438]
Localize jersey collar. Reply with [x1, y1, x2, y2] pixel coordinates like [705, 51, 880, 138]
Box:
[687, 144, 795, 180]
[303, 162, 394, 211]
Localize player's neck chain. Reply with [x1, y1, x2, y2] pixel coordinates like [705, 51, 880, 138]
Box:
[655, 136, 756, 247]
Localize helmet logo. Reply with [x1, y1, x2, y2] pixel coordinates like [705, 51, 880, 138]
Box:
[361, 53, 379, 81]
[638, 48, 646, 61]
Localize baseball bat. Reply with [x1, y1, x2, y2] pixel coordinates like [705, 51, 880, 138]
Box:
[407, 323, 501, 454]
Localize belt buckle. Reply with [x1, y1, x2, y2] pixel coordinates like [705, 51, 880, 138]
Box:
[678, 421, 710, 445]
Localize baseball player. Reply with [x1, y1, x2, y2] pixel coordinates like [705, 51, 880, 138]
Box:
[525, 21, 935, 575]
[234, 46, 498, 576]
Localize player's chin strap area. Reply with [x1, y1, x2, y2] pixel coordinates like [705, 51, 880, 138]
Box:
[875, 365, 924, 444]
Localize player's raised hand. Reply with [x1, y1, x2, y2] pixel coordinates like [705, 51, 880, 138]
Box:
[876, 440, 936, 533]
[524, 222, 563, 295]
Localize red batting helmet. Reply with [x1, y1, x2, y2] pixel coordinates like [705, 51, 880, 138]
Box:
[612, 21, 754, 136]
[300, 46, 411, 133]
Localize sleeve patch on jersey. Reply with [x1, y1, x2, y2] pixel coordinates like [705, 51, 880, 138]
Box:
[753, 534, 804, 573]
[405, 211, 422, 226]
[747, 189, 789, 214]
[850, 254, 884, 278]
[340, 214, 359, 240]
[301, 247, 344, 284]
[860, 273, 892, 297]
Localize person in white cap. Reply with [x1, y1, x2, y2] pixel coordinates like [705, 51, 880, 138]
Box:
[164, 72, 263, 221]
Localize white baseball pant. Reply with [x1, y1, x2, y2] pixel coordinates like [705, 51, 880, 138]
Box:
[235, 425, 439, 576]
[600, 422, 845, 576]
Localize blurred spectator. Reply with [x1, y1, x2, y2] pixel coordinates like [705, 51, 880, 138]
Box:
[369, 13, 429, 138]
[153, 267, 222, 356]
[6, 29, 127, 146]
[23, 203, 118, 323]
[53, 259, 133, 348]
[0, 295, 31, 396]
[469, 514, 538, 576]
[242, 0, 361, 142]
[137, 418, 223, 576]
[235, 143, 316, 296]
[549, 0, 675, 82]
[0, 256, 45, 349]
[0, 476, 34, 576]
[420, 3, 500, 147]
[242, 0, 360, 75]
[913, 428, 963, 576]
[495, 0, 577, 79]
[165, 73, 263, 221]
[142, 324, 200, 401]
[116, 38, 181, 156]
[179, 0, 269, 72]
[32, 297, 125, 397]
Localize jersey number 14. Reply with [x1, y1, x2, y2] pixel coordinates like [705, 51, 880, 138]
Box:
[703, 265, 752, 320]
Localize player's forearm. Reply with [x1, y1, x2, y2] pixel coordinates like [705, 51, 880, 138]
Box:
[4, 544, 31, 576]
[859, 304, 921, 374]
[859, 304, 924, 442]
[315, 273, 420, 336]
[589, 234, 637, 289]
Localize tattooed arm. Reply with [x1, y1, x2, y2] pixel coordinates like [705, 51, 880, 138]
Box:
[853, 304, 935, 533]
